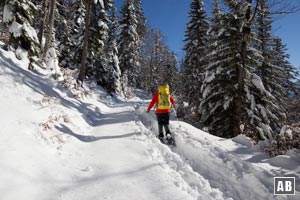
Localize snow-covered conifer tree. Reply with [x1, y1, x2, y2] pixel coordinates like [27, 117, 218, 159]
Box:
[200, 0, 280, 140]
[200, 0, 243, 138]
[254, 0, 287, 132]
[104, 3, 122, 94]
[37, 0, 49, 47]
[88, 0, 111, 83]
[78, 0, 91, 82]
[132, 0, 146, 87]
[56, 0, 85, 69]
[133, 0, 146, 39]
[118, 0, 142, 91]
[0, 1, 4, 24]
[3, 0, 40, 69]
[272, 37, 299, 99]
[0, 1, 7, 41]
[42, 0, 57, 60]
[182, 0, 209, 116]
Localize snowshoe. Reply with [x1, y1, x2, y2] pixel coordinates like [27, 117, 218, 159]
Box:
[166, 134, 175, 146]
[158, 136, 165, 143]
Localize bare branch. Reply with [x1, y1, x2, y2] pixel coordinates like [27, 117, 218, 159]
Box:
[267, 0, 300, 15]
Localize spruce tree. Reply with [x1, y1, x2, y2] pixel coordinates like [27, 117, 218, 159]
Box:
[42, 0, 57, 61]
[78, 0, 91, 82]
[272, 36, 299, 102]
[200, 0, 280, 140]
[3, 0, 40, 69]
[118, 0, 141, 91]
[182, 0, 209, 116]
[37, 0, 49, 47]
[0, 1, 4, 13]
[78, 0, 112, 83]
[88, 0, 111, 83]
[132, 0, 146, 87]
[0, 1, 7, 40]
[0, 1, 5, 26]
[104, 2, 122, 94]
[254, 0, 287, 133]
[133, 0, 146, 39]
[57, 0, 85, 69]
[200, 1, 244, 138]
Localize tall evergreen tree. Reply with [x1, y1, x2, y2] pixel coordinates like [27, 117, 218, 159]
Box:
[118, 0, 141, 91]
[78, 0, 91, 82]
[200, 0, 280, 140]
[132, 0, 146, 87]
[42, 0, 57, 61]
[272, 36, 299, 99]
[0, 1, 4, 14]
[78, 0, 112, 83]
[254, 0, 287, 132]
[3, 0, 40, 69]
[200, 0, 244, 138]
[0, 1, 7, 40]
[104, 2, 122, 94]
[182, 0, 209, 116]
[133, 0, 146, 39]
[57, 0, 85, 69]
[88, 0, 111, 83]
[37, 0, 49, 48]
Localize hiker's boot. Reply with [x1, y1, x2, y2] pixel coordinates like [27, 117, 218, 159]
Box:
[166, 133, 175, 145]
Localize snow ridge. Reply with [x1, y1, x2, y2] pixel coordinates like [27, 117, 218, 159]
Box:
[136, 106, 225, 200]
[137, 103, 299, 200]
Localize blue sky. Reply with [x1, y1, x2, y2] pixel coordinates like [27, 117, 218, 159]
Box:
[272, 12, 300, 69]
[115, 0, 300, 69]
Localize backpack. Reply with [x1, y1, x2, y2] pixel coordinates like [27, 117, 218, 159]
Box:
[157, 84, 171, 110]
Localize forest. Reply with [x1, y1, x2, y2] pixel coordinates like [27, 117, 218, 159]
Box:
[1, 0, 300, 156]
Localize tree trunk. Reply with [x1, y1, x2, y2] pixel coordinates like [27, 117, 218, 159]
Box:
[42, 0, 56, 59]
[233, 0, 252, 137]
[78, 0, 91, 82]
[38, 0, 49, 50]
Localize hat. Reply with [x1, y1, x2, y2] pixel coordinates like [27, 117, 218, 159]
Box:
[161, 78, 168, 85]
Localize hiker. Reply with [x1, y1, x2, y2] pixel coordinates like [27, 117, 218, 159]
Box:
[147, 83, 175, 144]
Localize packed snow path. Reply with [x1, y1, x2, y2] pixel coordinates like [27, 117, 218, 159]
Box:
[57, 102, 225, 200]
[1, 49, 299, 200]
[49, 103, 222, 200]
[0, 49, 223, 200]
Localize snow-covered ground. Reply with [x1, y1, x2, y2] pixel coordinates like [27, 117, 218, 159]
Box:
[0, 48, 299, 200]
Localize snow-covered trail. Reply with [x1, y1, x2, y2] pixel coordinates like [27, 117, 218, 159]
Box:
[0, 49, 224, 200]
[136, 101, 299, 200]
[50, 104, 196, 200]
[1, 49, 299, 200]
[55, 99, 227, 200]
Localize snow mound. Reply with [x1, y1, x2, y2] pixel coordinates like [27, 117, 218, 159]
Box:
[232, 134, 253, 147]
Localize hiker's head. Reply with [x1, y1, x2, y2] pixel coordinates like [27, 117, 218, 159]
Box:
[160, 79, 169, 87]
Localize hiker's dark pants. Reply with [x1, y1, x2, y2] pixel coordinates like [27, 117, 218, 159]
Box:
[156, 113, 171, 137]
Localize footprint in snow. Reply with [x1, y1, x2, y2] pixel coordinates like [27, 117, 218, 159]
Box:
[81, 166, 93, 172]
